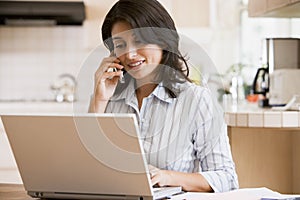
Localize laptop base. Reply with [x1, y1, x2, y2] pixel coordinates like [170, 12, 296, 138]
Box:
[28, 191, 153, 200]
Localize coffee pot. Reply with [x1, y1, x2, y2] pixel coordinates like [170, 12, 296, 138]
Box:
[252, 65, 269, 107]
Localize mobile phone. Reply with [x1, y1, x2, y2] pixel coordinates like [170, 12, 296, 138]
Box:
[119, 68, 125, 84]
[110, 51, 125, 84]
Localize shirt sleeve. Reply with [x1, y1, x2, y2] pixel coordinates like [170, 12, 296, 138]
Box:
[193, 88, 239, 192]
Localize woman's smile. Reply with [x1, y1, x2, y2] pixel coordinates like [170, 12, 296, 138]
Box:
[126, 60, 145, 71]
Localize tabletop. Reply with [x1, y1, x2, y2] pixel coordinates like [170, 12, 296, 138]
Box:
[1, 183, 300, 200]
[0, 184, 36, 200]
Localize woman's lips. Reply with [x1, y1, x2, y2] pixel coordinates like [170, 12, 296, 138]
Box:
[127, 60, 145, 70]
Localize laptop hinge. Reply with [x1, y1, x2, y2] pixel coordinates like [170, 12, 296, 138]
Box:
[28, 191, 153, 200]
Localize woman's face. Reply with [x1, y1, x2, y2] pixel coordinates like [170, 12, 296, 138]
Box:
[111, 21, 163, 80]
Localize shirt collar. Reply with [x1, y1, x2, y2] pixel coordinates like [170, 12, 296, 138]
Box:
[151, 82, 174, 103]
[109, 79, 174, 104]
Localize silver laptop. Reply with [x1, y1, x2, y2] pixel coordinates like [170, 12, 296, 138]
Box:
[1, 114, 181, 200]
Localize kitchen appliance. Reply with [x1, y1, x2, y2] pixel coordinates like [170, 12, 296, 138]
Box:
[252, 37, 300, 107]
[269, 69, 300, 106]
[252, 65, 270, 107]
[264, 38, 300, 73]
[51, 74, 77, 102]
[0, 1, 85, 26]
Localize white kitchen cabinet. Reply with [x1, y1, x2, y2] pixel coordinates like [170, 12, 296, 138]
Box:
[248, 0, 300, 17]
[0, 117, 21, 183]
[0, 123, 22, 183]
[0, 121, 17, 168]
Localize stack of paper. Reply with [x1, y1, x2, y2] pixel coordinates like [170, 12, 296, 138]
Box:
[171, 188, 300, 200]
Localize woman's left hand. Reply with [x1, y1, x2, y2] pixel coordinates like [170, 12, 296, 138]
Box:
[149, 165, 171, 187]
[148, 165, 213, 192]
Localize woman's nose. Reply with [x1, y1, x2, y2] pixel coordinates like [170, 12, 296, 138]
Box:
[125, 45, 138, 59]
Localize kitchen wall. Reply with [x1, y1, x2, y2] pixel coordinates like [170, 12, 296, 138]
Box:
[0, 0, 241, 101]
[0, 26, 91, 101]
[240, 15, 300, 67]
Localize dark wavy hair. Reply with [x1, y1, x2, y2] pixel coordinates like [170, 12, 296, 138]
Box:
[101, 0, 191, 97]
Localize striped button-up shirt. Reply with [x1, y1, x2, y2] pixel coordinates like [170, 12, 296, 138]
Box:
[105, 79, 239, 192]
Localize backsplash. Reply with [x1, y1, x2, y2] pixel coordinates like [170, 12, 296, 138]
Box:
[0, 26, 94, 101]
[0, 26, 238, 102]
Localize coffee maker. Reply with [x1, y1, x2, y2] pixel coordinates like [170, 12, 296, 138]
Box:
[252, 65, 269, 107]
[252, 38, 300, 107]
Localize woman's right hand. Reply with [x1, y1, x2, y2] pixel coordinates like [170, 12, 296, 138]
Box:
[93, 55, 124, 101]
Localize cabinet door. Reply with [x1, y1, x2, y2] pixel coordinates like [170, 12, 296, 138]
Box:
[248, 0, 300, 17]
[248, 0, 267, 17]
[266, 0, 290, 11]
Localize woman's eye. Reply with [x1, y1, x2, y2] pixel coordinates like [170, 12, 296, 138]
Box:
[114, 43, 125, 49]
[134, 39, 143, 45]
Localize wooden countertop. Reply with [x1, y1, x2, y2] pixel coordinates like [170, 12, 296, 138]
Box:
[0, 184, 36, 200]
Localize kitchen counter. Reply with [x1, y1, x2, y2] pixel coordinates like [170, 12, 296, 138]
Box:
[224, 102, 300, 194]
[224, 102, 300, 128]
[0, 101, 74, 114]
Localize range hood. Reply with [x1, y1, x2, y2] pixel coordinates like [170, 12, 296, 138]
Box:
[0, 1, 85, 26]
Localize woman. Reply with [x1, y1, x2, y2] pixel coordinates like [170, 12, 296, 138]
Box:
[89, 0, 238, 192]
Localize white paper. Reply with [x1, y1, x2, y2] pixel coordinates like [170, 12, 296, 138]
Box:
[170, 188, 300, 200]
